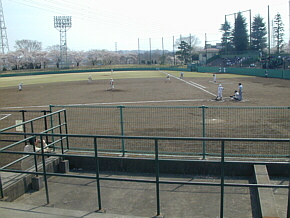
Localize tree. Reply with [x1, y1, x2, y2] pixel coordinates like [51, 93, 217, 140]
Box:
[175, 35, 200, 56]
[220, 19, 232, 54]
[14, 39, 42, 52]
[273, 13, 284, 54]
[69, 50, 85, 67]
[232, 12, 249, 51]
[6, 50, 25, 70]
[46, 45, 61, 68]
[251, 15, 267, 51]
[176, 41, 192, 64]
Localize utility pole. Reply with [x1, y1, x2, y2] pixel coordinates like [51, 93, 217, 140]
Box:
[0, 0, 9, 54]
[54, 16, 72, 69]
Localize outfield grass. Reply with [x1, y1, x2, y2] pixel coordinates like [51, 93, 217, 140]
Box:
[0, 70, 250, 88]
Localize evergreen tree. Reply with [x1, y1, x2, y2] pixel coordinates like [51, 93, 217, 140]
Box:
[220, 20, 232, 54]
[232, 12, 249, 51]
[251, 15, 267, 51]
[273, 13, 284, 54]
[176, 41, 192, 64]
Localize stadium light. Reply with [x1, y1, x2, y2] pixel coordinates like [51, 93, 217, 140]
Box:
[54, 16, 72, 69]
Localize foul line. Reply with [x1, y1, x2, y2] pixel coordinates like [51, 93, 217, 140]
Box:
[160, 71, 216, 96]
[0, 114, 11, 121]
[0, 99, 211, 109]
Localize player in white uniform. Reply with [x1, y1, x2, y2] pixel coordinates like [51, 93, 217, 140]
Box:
[21, 137, 50, 170]
[216, 84, 224, 100]
[230, 90, 239, 100]
[238, 83, 243, 101]
[18, 82, 23, 91]
[110, 78, 114, 90]
[165, 75, 170, 83]
[88, 75, 92, 84]
[213, 74, 217, 83]
[180, 72, 184, 79]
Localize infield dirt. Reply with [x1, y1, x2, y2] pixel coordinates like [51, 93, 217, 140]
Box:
[1, 72, 290, 109]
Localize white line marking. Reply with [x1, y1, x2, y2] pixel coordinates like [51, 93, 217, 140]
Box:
[160, 71, 216, 96]
[0, 99, 210, 109]
[188, 80, 206, 89]
[0, 114, 11, 121]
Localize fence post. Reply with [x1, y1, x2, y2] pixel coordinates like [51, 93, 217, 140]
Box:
[42, 110, 50, 145]
[63, 109, 69, 150]
[40, 136, 50, 204]
[21, 110, 27, 144]
[30, 122, 39, 176]
[220, 140, 225, 218]
[94, 137, 104, 212]
[49, 105, 55, 150]
[0, 175, 3, 199]
[118, 106, 126, 157]
[200, 105, 208, 159]
[58, 112, 64, 154]
[154, 139, 161, 216]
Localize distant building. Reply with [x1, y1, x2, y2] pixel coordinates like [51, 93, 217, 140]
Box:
[199, 48, 220, 65]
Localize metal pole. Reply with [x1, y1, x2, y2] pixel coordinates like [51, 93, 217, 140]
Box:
[40, 136, 50, 204]
[220, 140, 225, 218]
[118, 106, 125, 156]
[268, 5, 271, 55]
[205, 33, 207, 65]
[173, 36, 175, 65]
[149, 38, 152, 65]
[201, 105, 207, 159]
[30, 121, 38, 176]
[58, 112, 64, 154]
[249, 9, 252, 50]
[0, 175, 3, 198]
[63, 109, 69, 150]
[287, 159, 290, 217]
[155, 139, 161, 216]
[21, 110, 27, 144]
[162, 37, 164, 65]
[138, 38, 140, 65]
[42, 110, 49, 145]
[49, 105, 55, 147]
[94, 137, 103, 211]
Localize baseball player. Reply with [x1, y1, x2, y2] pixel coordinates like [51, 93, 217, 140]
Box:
[88, 75, 92, 84]
[238, 83, 243, 101]
[18, 82, 23, 91]
[213, 73, 217, 83]
[165, 75, 171, 83]
[110, 78, 114, 90]
[216, 84, 224, 100]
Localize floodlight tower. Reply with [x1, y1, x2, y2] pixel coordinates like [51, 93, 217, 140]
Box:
[0, 0, 9, 54]
[54, 16, 72, 69]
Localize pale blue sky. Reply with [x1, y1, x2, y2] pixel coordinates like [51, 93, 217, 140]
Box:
[3, 0, 289, 51]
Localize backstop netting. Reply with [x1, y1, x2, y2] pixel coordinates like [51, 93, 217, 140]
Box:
[50, 105, 290, 158]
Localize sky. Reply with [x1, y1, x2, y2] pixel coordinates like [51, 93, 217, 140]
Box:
[3, 0, 290, 52]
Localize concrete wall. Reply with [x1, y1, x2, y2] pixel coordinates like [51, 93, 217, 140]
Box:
[66, 156, 290, 177]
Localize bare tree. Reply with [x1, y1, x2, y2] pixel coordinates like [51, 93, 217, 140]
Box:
[6, 50, 25, 70]
[14, 39, 42, 52]
[46, 45, 61, 68]
[69, 50, 85, 67]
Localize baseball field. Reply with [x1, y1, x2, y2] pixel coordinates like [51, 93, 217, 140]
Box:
[0, 70, 290, 109]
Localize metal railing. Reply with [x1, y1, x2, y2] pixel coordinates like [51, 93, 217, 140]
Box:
[0, 131, 289, 217]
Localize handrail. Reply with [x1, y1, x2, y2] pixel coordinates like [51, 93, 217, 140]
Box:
[0, 109, 66, 133]
[1, 132, 289, 143]
[0, 132, 290, 217]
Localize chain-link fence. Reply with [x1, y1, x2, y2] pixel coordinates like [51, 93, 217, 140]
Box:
[49, 105, 290, 158]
